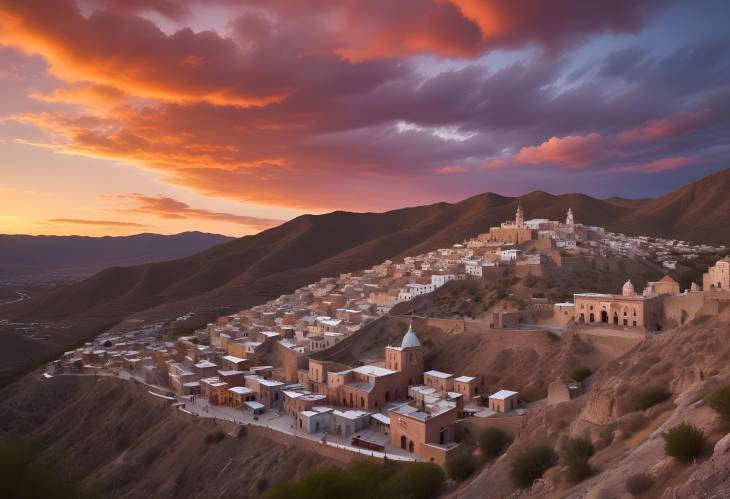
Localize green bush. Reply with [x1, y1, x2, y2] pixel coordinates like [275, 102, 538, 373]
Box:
[562, 437, 594, 462]
[479, 427, 511, 460]
[663, 423, 705, 463]
[204, 430, 226, 445]
[570, 366, 592, 382]
[562, 437, 594, 483]
[265, 460, 444, 499]
[510, 444, 557, 489]
[708, 385, 730, 422]
[566, 457, 592, 483]
[633, 386, 671, 411]
[446, 453, 475, 482]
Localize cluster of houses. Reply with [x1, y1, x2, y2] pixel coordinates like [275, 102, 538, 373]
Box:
[45, 204, 730, 464]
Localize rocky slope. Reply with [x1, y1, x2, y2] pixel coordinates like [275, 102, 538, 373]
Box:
[455, 313, 730, 498]
[0, 375, 338, 499]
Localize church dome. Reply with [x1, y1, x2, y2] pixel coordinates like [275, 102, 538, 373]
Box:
[400, 324, 421, 349]
[622, 280, 635, 296]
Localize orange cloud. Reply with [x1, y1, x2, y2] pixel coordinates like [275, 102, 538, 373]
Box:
[514, 133, 605, 168]
[607, 156, 696, 173]
[111, 194, 283, 230]
[616, 110, 713, 142]
[29, 84, 127, 107]
[48, 218, 150, 228]
[435, 165, 468, 174]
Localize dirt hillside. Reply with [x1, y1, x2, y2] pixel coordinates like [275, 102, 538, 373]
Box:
[0, 375, 338, 499]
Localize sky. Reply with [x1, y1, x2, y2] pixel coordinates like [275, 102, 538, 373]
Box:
[0, 0, 729, 237]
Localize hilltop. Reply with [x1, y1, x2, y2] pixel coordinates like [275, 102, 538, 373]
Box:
[1, 168, 728, 386]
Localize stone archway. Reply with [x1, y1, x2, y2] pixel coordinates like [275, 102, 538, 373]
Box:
[613, 312, 619, 325]
[601, 310, 609, 323]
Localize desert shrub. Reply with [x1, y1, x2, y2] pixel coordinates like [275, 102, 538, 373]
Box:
[562, 437, 594, 483]
[570, 366, 592, 382]
[663, 423, 705, 463]
[562, 437, 594, 462]
[510, 444, 557, 489]
[633, 386, 671, 411]
[479, 427, 511, 460]
[204, 430, 226, 445]
[566, 457, 592, 483]
[265, 461, 444, 499]
[625, 473, 653, 497]
[380, 462, 445, 499]
[446, 453, 475, 482]
[708, 385, 730, 422]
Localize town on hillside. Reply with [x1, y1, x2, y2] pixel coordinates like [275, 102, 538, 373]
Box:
[45, 206, 730, 465]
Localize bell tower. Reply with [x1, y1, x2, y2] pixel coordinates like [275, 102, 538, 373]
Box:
[566, 208, 574, 226]
[385, 322, 424, 385]
[515, 204, 524, 227]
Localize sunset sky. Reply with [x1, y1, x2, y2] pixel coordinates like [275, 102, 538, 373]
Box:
[1, 0, 729, 237]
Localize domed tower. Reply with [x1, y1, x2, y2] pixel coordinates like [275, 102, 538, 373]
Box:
[385, 322, 424, 386]
[566, 208, 574, 226]
[515, 204, 525, 228]
[622, 280, 635, 297]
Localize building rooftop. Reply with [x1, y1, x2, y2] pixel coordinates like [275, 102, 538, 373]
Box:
[454, 376, 475, 383]
[353, 365, 396, 377]
[424, 370, 453, 379]
[228, 386, 254, 394]
[489, 389, 518, 400]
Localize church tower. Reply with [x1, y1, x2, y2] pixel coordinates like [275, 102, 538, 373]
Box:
[385, 322, 424, 386]
[566, 208, 574, 226]
[515, 204, 524, 228]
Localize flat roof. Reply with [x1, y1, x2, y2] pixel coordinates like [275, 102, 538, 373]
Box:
[371, 413, 390, 425]
[259, 379, 285, 388]
[489, 389, 518, 400]
[424, 370, 453, 379]
[454, 376, 476, 383]
[228, 386, 254, 394]
[353, 365, 396, 377]
[223, 355, 246, 362]
[245, 401, 265, 410]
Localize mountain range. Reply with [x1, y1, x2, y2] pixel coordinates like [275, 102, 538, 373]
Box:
[0, 231, 233, 283]
[6, 168, 729, 327]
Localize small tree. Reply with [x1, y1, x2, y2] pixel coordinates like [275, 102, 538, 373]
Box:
[446, 453, 475, 482]
[633, 386, 671, 411]
[664, 423, 705, 463]
[479, 427, 511, 460]
[510, 444, 557, 489]
[570, 366, 592, 382]
[562, 437, 594, 483]
[708, 385, 730, 422]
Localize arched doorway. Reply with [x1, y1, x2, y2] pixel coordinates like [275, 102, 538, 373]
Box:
[613, 312, 619, 325]
[408, 441, 414, 453]
[601, 310, 608, 323]
[400, 436, 406, 450]
[439, 427, 447, 445]
[579, 313, 585, 323]
[589, 313, 595, 323]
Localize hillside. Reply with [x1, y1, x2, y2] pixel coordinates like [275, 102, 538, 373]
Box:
[457, 313, 730, 498]
[608, 167, 730, 245]
[0, 232, 233, 284]
[0, 375, 338, 498]
[1, 169, 728, 387]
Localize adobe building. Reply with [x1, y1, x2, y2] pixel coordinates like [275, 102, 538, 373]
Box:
[479, 205, 535, 244]
[703, 258, 730, 291]
[300, 324, 424, 410]
[488, 389, 519, 413]
[574, 280, 662, 329]
[388, 399, 461, 464]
